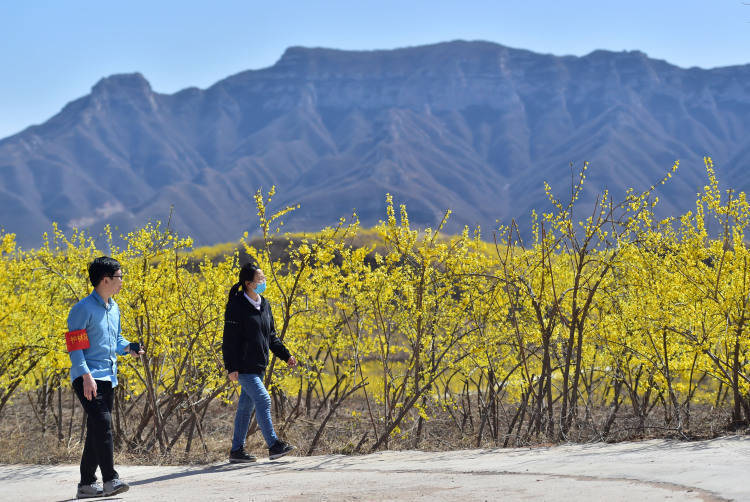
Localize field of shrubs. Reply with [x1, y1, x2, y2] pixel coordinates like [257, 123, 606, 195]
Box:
[0, 159, 747, 463]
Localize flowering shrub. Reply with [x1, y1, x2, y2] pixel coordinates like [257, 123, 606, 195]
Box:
[0, 157, 747, 454]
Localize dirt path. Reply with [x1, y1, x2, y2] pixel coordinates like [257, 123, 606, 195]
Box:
[1, 436, 747, 501]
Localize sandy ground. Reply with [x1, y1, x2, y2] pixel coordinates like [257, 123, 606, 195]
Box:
[1, 436, 747, 501]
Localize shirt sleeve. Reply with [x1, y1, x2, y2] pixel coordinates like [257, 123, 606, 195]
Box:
[222, 300, 244, 372]
[67, 303, 91, 376]
[115, 308, 130, 355]
[267, 303, 291, 362]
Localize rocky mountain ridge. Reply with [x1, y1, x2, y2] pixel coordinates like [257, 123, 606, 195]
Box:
[1, 40, 749, 247]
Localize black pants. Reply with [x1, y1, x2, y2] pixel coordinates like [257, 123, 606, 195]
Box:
[72, 376, 118, 484]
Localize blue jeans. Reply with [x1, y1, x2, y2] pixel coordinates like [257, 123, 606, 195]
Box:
[232, 373, 278, 451]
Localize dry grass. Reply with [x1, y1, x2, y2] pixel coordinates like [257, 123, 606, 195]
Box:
[0, 391, 746, 466]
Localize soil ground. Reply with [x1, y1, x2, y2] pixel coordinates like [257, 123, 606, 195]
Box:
[1, 436, 747, 501]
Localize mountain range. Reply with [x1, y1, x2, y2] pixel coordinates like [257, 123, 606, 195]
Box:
[1, 40, 749, 248]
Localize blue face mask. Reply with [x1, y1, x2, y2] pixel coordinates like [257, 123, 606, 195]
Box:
[254, 282, 266, 295]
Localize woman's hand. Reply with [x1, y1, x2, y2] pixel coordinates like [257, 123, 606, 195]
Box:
[287, 356, 297, 368]
[228, 371, 239, 382]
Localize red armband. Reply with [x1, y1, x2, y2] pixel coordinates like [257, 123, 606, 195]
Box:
[65, 329, 90, 352]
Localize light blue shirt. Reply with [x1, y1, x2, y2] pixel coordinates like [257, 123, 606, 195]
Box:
[67, 290, 131, 386]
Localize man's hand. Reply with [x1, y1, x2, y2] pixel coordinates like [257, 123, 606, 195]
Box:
[287, 356, 298, 368]
[83, 373, 97, 401]
[228, 371, 239, 382]
[130, 348, 145, 359]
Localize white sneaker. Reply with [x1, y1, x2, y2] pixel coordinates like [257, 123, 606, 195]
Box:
[103, 478, 130, 496]
[76, 481, 103, 499]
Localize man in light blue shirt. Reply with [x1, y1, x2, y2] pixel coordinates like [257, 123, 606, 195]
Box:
[67, 256, 143, 498]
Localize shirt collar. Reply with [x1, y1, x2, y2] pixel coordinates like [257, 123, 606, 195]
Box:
[91, 290, 113, 310]
[243, 292, 262, 309]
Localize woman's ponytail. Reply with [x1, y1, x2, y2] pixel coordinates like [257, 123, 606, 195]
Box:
[228, 281, 242, 299]
[227, 262, 260, 303]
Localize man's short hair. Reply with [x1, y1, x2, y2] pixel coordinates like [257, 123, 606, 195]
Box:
[88, 256, 121, 287]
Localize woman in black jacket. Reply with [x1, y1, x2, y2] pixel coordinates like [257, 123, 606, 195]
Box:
[222, 263, 297, 462]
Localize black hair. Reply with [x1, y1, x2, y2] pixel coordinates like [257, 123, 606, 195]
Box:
[228, 262, 260, 299]
[88, 256, 121, 287]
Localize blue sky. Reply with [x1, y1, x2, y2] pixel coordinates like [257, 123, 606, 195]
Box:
[1, 0, 749, 139]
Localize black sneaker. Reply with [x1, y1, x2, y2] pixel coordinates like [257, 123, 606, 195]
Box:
[229, 447, 257, 463]
[268, 440, 295, 460]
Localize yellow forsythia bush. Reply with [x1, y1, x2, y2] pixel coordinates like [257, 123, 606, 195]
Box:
[0, 157, 747, 454]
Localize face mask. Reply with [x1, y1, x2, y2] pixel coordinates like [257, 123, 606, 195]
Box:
[254, 282, 266, 295]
